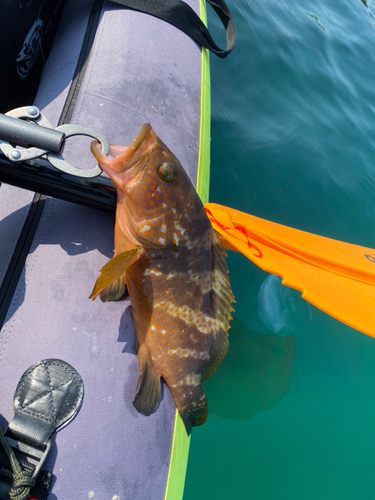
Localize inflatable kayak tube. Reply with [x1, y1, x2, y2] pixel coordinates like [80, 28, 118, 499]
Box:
[0, 0, 210, 498]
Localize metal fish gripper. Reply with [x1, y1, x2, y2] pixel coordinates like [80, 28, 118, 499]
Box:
[0, 106, 109, 178]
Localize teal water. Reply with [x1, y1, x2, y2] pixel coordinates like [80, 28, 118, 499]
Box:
[184, 0, 375, 498]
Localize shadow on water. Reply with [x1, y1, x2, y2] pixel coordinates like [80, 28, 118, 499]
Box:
[205, 317, 296, 420]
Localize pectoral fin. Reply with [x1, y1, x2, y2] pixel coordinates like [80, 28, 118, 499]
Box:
[201, 239, 233, 382]
[99, 274, 127, 302]
[89, 247, 142, 300]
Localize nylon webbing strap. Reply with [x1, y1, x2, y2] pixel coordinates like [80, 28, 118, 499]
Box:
[109, 0, 236, 58]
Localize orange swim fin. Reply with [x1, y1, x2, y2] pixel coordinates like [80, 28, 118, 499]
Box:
[204, 202, 375, 338]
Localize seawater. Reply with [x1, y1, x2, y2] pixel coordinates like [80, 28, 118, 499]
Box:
[184, 0, 375, 498]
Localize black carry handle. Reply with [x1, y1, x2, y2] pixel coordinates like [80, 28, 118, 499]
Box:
[110, 0, 236, 58]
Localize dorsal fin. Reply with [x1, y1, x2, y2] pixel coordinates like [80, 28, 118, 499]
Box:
[202, 233, 235, 383]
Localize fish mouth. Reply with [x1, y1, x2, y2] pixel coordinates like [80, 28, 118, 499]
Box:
[90, 123, 157, 181]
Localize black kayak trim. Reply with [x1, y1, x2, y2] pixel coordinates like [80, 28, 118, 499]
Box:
[60, 0, 104, 125]
[0, 194, 46, 329]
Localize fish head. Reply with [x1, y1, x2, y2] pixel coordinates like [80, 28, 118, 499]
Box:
[91, 124, 209, 248]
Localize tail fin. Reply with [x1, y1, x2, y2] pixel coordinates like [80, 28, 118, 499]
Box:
[175, 386, 208, 436]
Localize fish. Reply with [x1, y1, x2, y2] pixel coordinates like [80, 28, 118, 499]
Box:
[89, 124, 234, 434]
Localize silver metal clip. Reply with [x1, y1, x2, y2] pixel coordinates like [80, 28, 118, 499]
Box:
[0, 106, 109, 178]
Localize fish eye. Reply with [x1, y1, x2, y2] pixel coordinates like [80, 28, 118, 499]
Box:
[158, 162, 177, 183]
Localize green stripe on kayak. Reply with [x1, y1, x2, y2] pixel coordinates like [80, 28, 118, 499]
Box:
[164, 411, 191, 500]
[196, 2, 211, 205]
[163, 2, 211, 500]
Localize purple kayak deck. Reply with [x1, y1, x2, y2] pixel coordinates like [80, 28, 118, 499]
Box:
[0, 0, 203, 498]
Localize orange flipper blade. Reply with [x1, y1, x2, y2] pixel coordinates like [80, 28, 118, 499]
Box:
[204, 203, 375, 337]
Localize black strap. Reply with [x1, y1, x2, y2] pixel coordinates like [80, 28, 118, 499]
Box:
[109, 0, 236, 58]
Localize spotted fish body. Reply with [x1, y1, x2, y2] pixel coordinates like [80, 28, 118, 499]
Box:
[90, 124, 234, 433]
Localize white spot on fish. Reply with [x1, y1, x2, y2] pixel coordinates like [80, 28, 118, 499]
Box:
[172, 374, 200, 387]
[144, 268, 162, 277]
[155, 301, 219, 334]
[173, 233, 180, 245]
[174, 221, 185, 234]
[111, 496, 120, 500]
[161, 222, 167, 233]
[168, 348, 208, 359]
[159, 237, 166, 245]
[88, 492, 95, 499]
[139, 224, 151, 234]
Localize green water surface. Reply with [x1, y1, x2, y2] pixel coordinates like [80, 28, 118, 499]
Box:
[184, 0, 375, 498]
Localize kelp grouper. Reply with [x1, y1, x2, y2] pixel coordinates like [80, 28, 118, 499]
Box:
[89, 124, 234, 434]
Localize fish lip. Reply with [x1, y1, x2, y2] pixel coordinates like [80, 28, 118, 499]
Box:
[112, 123, 155, 174]
[90, 123, 156, 177]
[130, 123, 152, 154]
